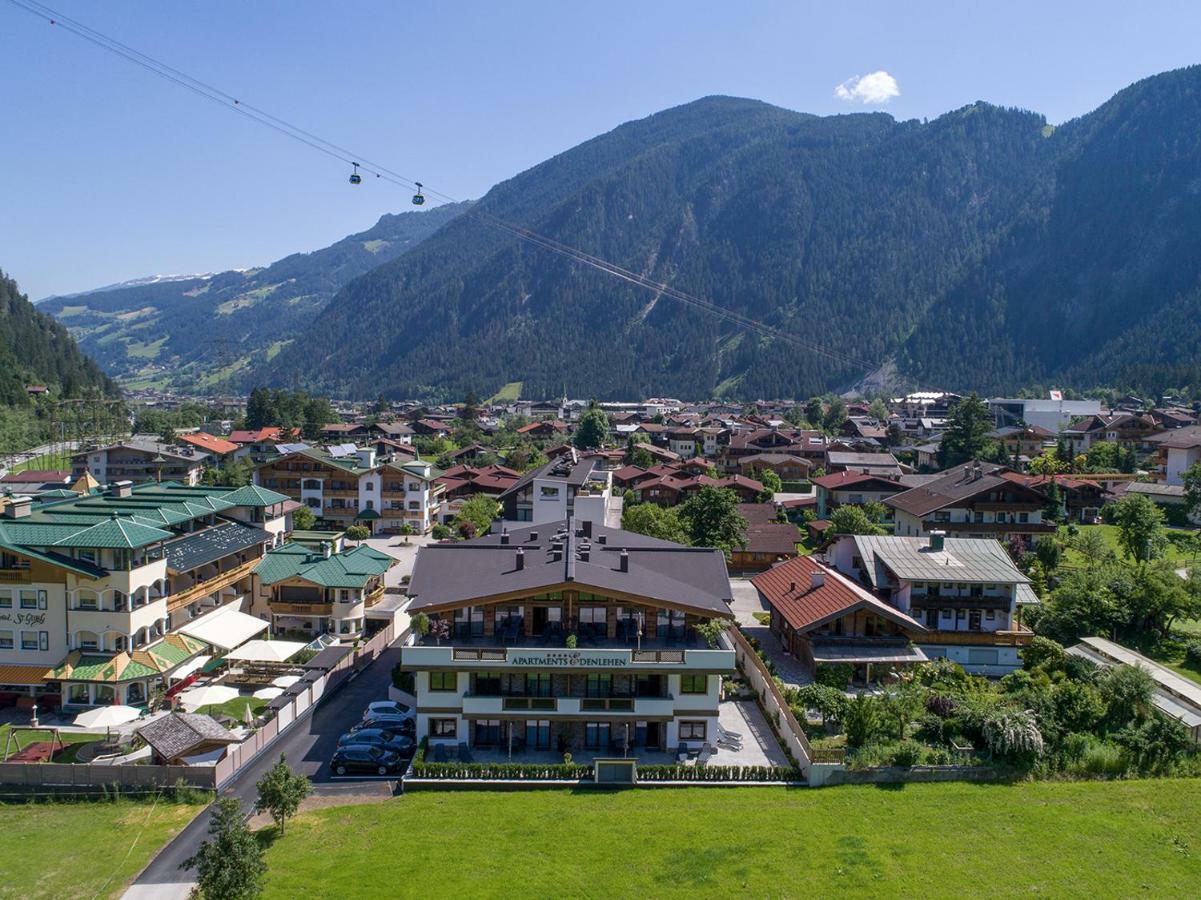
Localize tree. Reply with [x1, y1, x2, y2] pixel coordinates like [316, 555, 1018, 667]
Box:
[1041, 477, 1063, 523]
[1033, 535, 1060, 573]
[291, 506, 316, 531]
[454, 495, 499, 537]
[1071, 527, 1112, 564]
[1183, 461, 1201, 521]
[828, 505, 885, 536]
[573, 405, 609, 449]
[695, 618, 734, 648]
[982, 709, 1044, 760]
[822, 398, 848, 434]
[1109, 493, 1167, 564]
[506, 443, 548, 472]
[460, 389, 479, 422]
[804, 397, 825, 429]
[254, 756, 312, 835]
[621, 502, 689, 544]
[183, 796, 266, 900]
[862, 500, 888, 524]
[1099, 664, 1154, 729]
[344, 524, 370, 544]
[843, 694, 882, 749]
[938, 393, 991, 468]
[755, 468, 782, 501]
[678, 487, 746, 555]
[869, 398, 890, 423]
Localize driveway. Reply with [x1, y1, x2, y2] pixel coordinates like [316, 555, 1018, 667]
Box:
[124, 641, 406, 899]
[728, 577, 812, 690]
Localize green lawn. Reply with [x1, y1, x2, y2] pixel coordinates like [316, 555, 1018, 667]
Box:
[10, 450, 73, 474]
[0, 725, 101, 761]
[260, 781, 1201, 898]
[195, 695, 268, 722]
[487, 381, 523, 403]
[0, 799, 200, 899]
[1060, 523, 1198, 565]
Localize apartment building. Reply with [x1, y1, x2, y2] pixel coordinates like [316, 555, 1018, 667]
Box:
[72, 440, 208, 486]
[254, 447, 444, 534]
[251, 542, 394, 640]
[827, 532, 1037, 675]
[497, 451, 612, 526]
[401, 518, 736, 755]
[0, 481, 288, 707]
[885, 461, 1055, 548]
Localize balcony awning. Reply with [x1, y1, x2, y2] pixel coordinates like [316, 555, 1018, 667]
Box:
[178, 605, 268, 650]
[811, 642, 928, 665]
[355, 509, 381, 521]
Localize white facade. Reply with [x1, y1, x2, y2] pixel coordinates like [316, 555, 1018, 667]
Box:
[988, 398, 1102, 433]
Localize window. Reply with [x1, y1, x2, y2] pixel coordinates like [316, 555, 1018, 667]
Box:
[525, 673, 552, 697]
[985, 610, 996, 621]
[20, 591, 38, 609]
[539, 486, 560, 498]
[429, 671, 458, 692]
[680, 674, 708, 694]
[679, 721, 707, 741]
[1018, 512, 1029, 523]
[365, 482, 374, 491]
[585, 722, 611, 749]
[968, 648, 999, 666]
[21, 631, 38, 650]
[430, 718, 457, 738]
[585, 673, 612, 698]
[0, 630, 12, 649]
[339, 590, 351, 603]
[39, 631, 48, 651]
[0, 590, 10, 609]
[940, 609, 952, 620]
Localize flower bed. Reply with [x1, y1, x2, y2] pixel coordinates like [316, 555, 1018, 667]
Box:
[636, 764, 802, 782]
[408, 739, 591, 780]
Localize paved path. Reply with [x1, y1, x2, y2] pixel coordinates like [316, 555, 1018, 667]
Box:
[728, 577, 812, 689]
[124, 642, 405, 897]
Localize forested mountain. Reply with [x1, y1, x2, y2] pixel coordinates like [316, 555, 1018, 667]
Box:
[0, 271, 115, 406]
[257, 66, 1201, 401]
[39, 202, 470, 388]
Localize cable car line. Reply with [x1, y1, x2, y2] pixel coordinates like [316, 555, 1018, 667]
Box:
[7, 0, 887, 377]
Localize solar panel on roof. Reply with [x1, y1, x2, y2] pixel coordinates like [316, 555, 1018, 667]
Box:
[275, 442, 311, 455]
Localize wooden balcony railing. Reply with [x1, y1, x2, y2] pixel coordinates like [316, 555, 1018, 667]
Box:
[0, 569, 32, 584]
[272, 601, 332, 616]
[917, 628, 1034, 646]
[167, 559, 256, 613]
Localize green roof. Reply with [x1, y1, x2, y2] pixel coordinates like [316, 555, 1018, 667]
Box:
[0, 528, 108, 578]
[355, 509, 381, 520]
[218, 484, 290, 507]
[52, 513, 173, 549]
[254, 544, 394, 588]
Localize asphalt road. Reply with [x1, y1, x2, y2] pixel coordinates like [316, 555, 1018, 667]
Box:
[125, 643, 405, 897]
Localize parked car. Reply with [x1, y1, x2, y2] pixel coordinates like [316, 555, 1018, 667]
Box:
[337, 728, 415, 754]
[363, 700, 414, 721]
[330, 744, 403, 776]
[360, 713, 416, 733]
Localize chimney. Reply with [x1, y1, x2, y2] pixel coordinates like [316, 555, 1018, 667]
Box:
[788, 581, 797, 593]
[579, 548, 590, 562]
[500, 528, 510, 545]
[528, 531, 538, 542]
[619, 549, 629, 572]
[811, 570, 825, 589]
[929, 530, 946, 552]
[323, 541, 333, 559]
[582, 519, 593, 538]
[3, 497, 32, 519]
[109, 480, 133, 499]
[515, 548, 525, 570]
[597, 534, 607, 545]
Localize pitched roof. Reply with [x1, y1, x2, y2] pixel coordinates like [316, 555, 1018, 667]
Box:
[253, 543, 395, 588]
[217, 483, 290, 508]
[847, 534, 1029, 587]
[407, 519, 733, 615]
[813, 471, 902, 491]
[752, 556, 923, 633]
[177, 433, 239, 455]
[0, 470, 70, 484]
[739, 522, 801, 556]
[165, 521, 273, 572]
[137, 713, 238, 759]
[52, 513, 174, 549]
[885, 461, 1037, 517]
[228, 427, 283, 443]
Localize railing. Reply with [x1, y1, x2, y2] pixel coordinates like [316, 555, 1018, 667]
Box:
[917, 628, 1033, 646]
[167, 559, 257, 613]
[501, 696, 557, 711]
[452, 647, 507, 661]
[272, 601, 332, 616]
[365, 585, 386, 608]
[0, 569, 32, 584]
[728, 628, 812, 775]
[631, 650, 685, 664]
[580, 697, 635, 711]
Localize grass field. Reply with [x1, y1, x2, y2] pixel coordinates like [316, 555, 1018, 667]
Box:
[487, 381, 523, 403]
[0, 798, 200, 900]
[260, 780, 1201, 898]
[195, 695, 268, 722]
[10, 450, 73, 474]
[0, 725, 100, 761]
[1060, 523, 1198, 565]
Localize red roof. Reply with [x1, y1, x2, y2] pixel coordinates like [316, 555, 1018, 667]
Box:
[813, 470, 901, 490]
[177, 432, 239, 455]
[751, 556, 923, 633]
[228, 427, 282, 444]
[0, 469, 70, 484]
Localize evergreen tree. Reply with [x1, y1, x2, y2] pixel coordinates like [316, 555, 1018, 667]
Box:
[938, 393, 992, 468]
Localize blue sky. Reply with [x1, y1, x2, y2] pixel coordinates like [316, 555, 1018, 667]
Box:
[3, 0, 1198, 299]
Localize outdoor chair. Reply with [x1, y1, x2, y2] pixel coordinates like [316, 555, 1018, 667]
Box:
[433, 743, 450, 763]
[675, 744, 690, 764]
[696, 743, 715, 766]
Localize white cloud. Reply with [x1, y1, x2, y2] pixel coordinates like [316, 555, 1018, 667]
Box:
[834, 71, 900, 105]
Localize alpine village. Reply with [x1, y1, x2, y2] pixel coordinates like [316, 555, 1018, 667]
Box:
[3, 6, 1201, 898]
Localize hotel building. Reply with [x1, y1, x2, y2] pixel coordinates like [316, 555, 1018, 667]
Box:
[401, 518, 735, 755]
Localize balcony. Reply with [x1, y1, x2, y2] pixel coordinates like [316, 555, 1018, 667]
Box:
[459, 693, 677, 717]
[167, 559, 257, 613]
[0, 568, 32, 584]
[272, 601, 333, 616]
[917, 628, 1033, 647]
[404, 643, 734, 673]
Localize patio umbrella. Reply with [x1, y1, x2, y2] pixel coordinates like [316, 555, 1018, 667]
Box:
[177, 684, 240, 710]
[73, 705, 141, 729]
[252, 686, 284, 700]
[271, 675, 301, 688]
